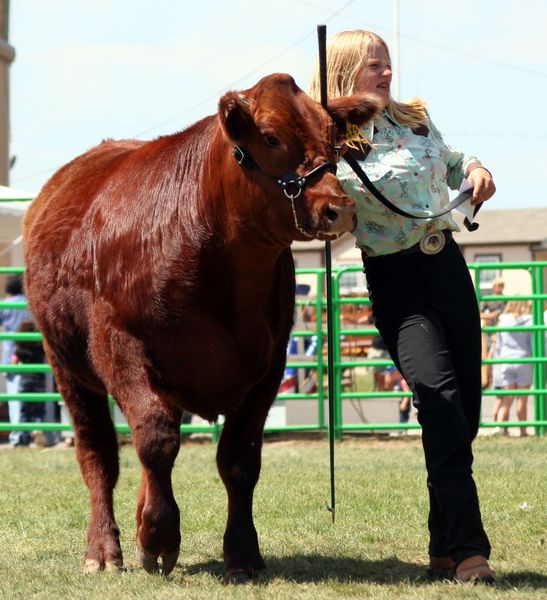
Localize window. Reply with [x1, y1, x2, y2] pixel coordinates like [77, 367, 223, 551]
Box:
[338, 265, 367, 295]
[474, 254, 501, 292]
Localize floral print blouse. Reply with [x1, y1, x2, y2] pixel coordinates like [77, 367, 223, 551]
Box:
[337, 110, 482, 257]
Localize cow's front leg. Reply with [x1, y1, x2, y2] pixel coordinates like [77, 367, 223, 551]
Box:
[103, 332, 183, 576]
[117, 388, 182, 576]
[216, 398, 272, 583]
[131, 403, 182, 576]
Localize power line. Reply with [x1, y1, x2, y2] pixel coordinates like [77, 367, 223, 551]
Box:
[13, 0, 357, 184]
[295, 0, 547, 79]
[445, 131, 547, 138]
[132, 0, 356, 138]
[139, 0, 545, 139]
[401, 32, 547, 79]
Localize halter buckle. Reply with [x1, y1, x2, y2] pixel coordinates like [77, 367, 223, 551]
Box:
[232, 145, 245, 165]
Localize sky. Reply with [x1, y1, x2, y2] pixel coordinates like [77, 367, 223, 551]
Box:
[7, 0, 547, 212]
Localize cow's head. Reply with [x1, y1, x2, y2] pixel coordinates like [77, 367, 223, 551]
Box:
[218, 73, 379, 244]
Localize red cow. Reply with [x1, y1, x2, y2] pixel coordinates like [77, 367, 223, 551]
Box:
[24, 73, 378, 582]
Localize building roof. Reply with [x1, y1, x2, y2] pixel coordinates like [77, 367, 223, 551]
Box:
[0, 185, 34, 216]
[452, 208, 547, 246]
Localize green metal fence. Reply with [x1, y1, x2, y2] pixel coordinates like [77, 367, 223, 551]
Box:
[1, 261, 546, 441]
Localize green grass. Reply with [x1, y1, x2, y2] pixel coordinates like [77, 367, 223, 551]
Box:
[0, 436, 546, 599]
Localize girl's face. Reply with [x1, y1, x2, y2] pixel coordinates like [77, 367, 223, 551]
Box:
[354, 42, 392, 108]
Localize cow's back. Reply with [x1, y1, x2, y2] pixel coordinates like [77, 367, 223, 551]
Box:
[26, 118, 215, 307]
[25, 140, 143, 256]
[23, 116, 228, 392]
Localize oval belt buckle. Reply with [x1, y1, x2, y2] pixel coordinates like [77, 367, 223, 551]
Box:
[419, 231, 446, 255]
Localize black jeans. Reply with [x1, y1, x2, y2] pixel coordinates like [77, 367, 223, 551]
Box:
[19, 397, 45, 446]
[363, 238, 491, 563]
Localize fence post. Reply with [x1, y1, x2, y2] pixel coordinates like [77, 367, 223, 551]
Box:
[531, 265, 546, 436]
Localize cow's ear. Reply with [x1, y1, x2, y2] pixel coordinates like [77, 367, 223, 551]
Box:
[327, 93, 381, 140]
[218, 91, 254, 143]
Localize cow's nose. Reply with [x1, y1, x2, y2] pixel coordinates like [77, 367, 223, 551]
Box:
[326, 202, 355, 222]
[324, 200, 357, 234]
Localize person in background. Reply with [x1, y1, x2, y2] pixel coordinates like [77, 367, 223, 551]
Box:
[480, 277, 506, 393]
[480, 277, 506, 329]
[0, 274, 31, 446]
[380, 364, 413, 431]
[310, 29, 496, 583]
[367, 333, 391, 391]
[494, 300, 533, 437]
[11, 319, 46, 446]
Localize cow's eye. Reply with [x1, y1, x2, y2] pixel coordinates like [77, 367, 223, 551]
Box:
[265, 135, 280, 147]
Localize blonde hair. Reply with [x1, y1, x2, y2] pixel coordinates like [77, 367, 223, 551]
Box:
[309, 29, 428, 130]
[504, 300, 532, 318]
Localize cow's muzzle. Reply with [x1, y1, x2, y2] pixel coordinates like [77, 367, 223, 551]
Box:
[314, 197, 357, 241]
[324, 201, 357, 232]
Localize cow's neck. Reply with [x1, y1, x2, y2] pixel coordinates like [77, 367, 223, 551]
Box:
[224, 234, 292, 305]
[225, 236, 289, 297]
[191, 239, 294, 371]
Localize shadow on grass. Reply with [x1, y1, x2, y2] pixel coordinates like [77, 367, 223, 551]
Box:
[182, 555, 547, 588]
[497, 571, 547, 590]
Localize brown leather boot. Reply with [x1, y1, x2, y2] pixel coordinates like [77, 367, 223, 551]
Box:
[426, 556, 456, 581]
[455, 555, 495, 584]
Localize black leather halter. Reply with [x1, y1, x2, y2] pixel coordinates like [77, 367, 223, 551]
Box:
[232, 145, 337, 200]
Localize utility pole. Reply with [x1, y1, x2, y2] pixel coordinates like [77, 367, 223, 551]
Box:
[0, 0, 15, 185]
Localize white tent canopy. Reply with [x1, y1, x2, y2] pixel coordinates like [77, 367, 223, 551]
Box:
[0, 185, 36, 215]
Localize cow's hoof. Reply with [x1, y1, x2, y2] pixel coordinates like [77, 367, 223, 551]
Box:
[83, 557, 125, 573]
[136, 545, 159, 574]
[137, 545, 179, 576]
[105, 560, 126, 573]
[161, 548, 179, 576]
[83, 559, 101, 574]
[224, 569, 252, 585]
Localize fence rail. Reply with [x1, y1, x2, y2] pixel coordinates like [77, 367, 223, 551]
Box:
[1, 260, 546, 440]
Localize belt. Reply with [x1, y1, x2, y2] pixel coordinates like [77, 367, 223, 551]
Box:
[362, 230, 453, 259]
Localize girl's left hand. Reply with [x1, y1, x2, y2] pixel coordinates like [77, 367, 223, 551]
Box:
[468, 167, 496, 205]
